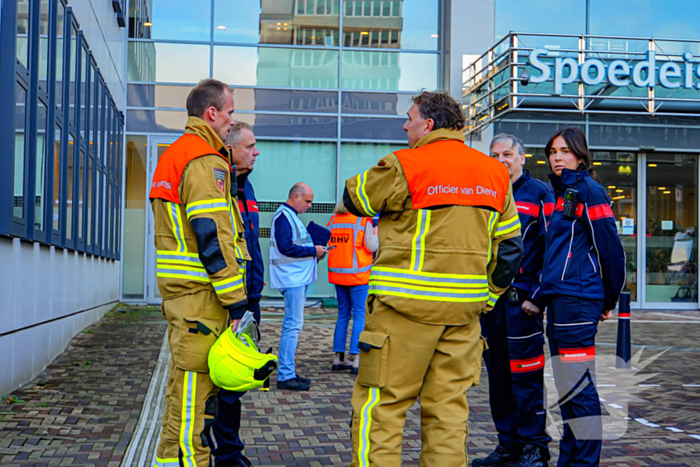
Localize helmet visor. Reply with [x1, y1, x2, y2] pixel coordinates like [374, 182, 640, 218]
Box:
[235, 311, 261, 349]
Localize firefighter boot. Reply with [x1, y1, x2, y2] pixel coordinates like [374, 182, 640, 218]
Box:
[472, 445, 521, 467]
[332, 352, 352, 371]
[514, 444, 549, 467]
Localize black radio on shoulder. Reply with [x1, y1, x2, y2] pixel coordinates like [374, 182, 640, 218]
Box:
[563, 187, 579, 219]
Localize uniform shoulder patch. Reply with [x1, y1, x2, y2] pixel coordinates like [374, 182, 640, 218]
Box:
[213, 168, 227, 192]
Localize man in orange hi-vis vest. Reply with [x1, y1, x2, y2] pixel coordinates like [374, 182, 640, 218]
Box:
[149, 79, 250, 467]
[343, 91, 524, 467]
[327, 201, 378, 375]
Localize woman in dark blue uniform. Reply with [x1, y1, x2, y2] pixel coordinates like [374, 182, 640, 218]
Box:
[540, 127, 626, 467]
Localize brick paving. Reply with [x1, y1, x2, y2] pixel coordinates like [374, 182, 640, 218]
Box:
[1, 306, 700, 466]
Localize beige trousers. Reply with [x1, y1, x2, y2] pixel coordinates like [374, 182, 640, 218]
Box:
[351, 298, 484, 467]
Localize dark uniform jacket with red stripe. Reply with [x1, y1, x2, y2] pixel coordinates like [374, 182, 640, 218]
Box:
[234, 171, 264, 302]
[541, 169, 626, 310]
[510, 170, 555, 307]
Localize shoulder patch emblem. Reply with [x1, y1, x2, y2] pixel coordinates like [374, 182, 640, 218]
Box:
[213, 168, 227, 192]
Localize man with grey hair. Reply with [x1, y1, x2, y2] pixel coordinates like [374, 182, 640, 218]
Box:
[206, 122, 262, 467]
[269, 182, 327, 391]
[474, 134, 555, 467]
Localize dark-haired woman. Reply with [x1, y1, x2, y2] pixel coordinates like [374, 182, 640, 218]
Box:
[540, 127, 626, 467]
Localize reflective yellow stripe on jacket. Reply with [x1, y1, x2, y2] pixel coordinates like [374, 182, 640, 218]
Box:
[369, 267, 489, 303]
[358, 387, 381, 466]
[495, 214, 520, 237]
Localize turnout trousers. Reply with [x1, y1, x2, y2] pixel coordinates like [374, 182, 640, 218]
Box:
[546, 295, 603, 467]
[155, 290, 228, 467]
[207, 299, 262, 465]
[480, 293, 551, 452]
[350, 299, 484, 467]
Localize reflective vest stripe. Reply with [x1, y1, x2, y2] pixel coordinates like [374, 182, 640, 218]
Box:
[168, 202, 187, 253]
[369, 282, 489, 302]
[487, 291, 500, 307]
[180, 371, 197, 467]
[355, 171, 377, 216]
[156, 265, 210, 282]
[329, 265, 373, 274]
[487, 211, 498, 262]
[410, 209, 431, 272]
[185, 199, 229, 219]
[495, 215, 521, 236]
[154, 458, 180, 467]
[228, 198, 244, 259]
[358, 387, 380, 467]
[371, 266, 486, 281]
[371, 269, 487, 288]
[156, 251, 202, 267]
[212, 275, 244, 294]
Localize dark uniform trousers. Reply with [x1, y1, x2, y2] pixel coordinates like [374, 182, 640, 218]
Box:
[547, 295, 603, 467]
[480, 291, 551, 452]
[350, 299, 484, 467]
[206, 299, 261, 465]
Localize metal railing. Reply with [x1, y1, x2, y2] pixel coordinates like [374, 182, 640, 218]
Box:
[462, 32, 700, 134]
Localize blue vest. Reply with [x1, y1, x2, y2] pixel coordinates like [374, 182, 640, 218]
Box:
[269, 204, 317, 289]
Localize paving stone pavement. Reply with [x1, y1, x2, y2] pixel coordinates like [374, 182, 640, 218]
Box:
[1, 306, 700, 466]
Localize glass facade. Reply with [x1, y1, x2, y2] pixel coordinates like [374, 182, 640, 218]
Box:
[124, 0, 442, 301]
[1, 0, 123, 257]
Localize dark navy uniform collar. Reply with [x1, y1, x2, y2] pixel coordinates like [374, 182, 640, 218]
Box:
[512, 169, 531, 191]
[549, 168, 591, 193]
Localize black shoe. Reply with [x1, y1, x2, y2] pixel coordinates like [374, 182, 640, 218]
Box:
[276, 378, 310, 391]
[295, 374, 311, 385]
[515, 444, 549, 467]
[472, 445, 521, 467]
[231, 455, 253, 467]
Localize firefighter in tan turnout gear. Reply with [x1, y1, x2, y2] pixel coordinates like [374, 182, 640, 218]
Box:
[149, 79, 250, 467]
[343, 91, 524, 467]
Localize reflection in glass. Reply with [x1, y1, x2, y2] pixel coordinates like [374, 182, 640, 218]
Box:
[128, 42, 208, 83]
[53, 124, 61, 231]
[39, 0, 50, 83]
[78, 150, 85, 238]
[646, 154, 698, 303]
[341, 116, 406, 140]
[69, 26, 78, 128]
[495, 0, 585, 41]
[214, 0, 339, 46]
[56, 4, 65, 110]
[129, 0, 211, 41]
[17, 0, 29, 68]
[342, 92, 413, 115]
[80, 46, 89, 140]
[87, 157, 93, 245]
[66, 135, 74, 240]
[36, 102, 49, 231]
[591, 1, 700, 41]
[102, 173, 107, 249]
[339, 142, 406, 182]
[343, 0, 438, 50]
[214, 46, 339, 88]
[249, 141, 336, 202]
[14, 83, 27, 219]
[342, 50, 437, 91]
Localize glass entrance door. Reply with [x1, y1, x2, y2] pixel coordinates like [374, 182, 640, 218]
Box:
[643, 153, 699, 308]
[145, 136, 178, 304]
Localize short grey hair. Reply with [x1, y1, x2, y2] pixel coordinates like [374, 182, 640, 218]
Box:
[490, 133, 525, 156]
[226, 121, 253, 147]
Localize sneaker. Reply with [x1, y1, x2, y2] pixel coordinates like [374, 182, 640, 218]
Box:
[332, 352, 353, 371]
[231, 455, 253, 467]
[472, 445, 520, 467]
[276, 378, 310, 391]
[295, 374, 311, 385]
[515, 444, 549, 467]
[350, 354, 359, 375]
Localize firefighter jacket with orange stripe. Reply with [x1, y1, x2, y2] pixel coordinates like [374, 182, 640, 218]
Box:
[149, 117, 250, 318]
[511, 170, 556, 308]
[541, 169, 626, 310]
[342, 128, 524, 326]
[326, 213, 374, 286]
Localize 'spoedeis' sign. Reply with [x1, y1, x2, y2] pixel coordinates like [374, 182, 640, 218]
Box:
[528, 49, 700, 95]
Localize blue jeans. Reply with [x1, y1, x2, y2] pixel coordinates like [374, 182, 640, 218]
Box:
[278, 285, 307, 382]
[333, 284, 368, 355]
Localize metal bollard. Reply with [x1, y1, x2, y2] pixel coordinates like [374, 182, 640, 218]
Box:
[615, 292, 632, 369]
